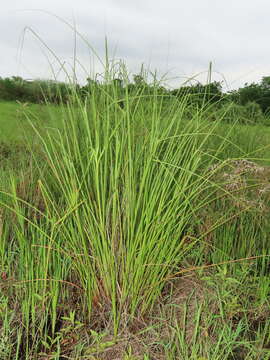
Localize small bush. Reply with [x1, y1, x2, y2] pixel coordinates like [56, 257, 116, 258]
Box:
[244, 101, 264, 124]
[216, 101, 264, 125]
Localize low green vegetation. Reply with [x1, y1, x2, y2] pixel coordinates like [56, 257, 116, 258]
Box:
[0, 67, 269, 359]
[0, 101, 63, 142]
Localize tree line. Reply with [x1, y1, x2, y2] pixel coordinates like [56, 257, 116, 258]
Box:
[1, 74, 270, 124]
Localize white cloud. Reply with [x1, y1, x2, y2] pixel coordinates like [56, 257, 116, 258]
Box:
[1, 0, 270, 89]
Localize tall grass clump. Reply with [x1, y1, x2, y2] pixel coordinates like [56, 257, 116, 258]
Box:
[1, 60, 269, 358]
[32, 71, 212, 317]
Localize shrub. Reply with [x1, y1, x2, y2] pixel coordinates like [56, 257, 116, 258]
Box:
[216, 102, 264, 125]
[244, 101, 264, 124]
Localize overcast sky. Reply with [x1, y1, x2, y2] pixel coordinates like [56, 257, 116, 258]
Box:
[1, 0, 270, 90]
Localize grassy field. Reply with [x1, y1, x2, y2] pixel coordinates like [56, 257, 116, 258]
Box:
[0, 101, 63, 141]
[0, 82, 270, 359]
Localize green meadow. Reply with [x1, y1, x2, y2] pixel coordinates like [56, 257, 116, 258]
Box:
[0, 73, 270, 359]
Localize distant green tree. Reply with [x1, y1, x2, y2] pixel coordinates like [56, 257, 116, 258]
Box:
[171, 81, 223, 106]
[133, 74, 145, 87]
[261, 76, 270, 89]
[230, 77, 270, 113]
[80, 77, 99, 97]
[0, 76, 72, 104]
